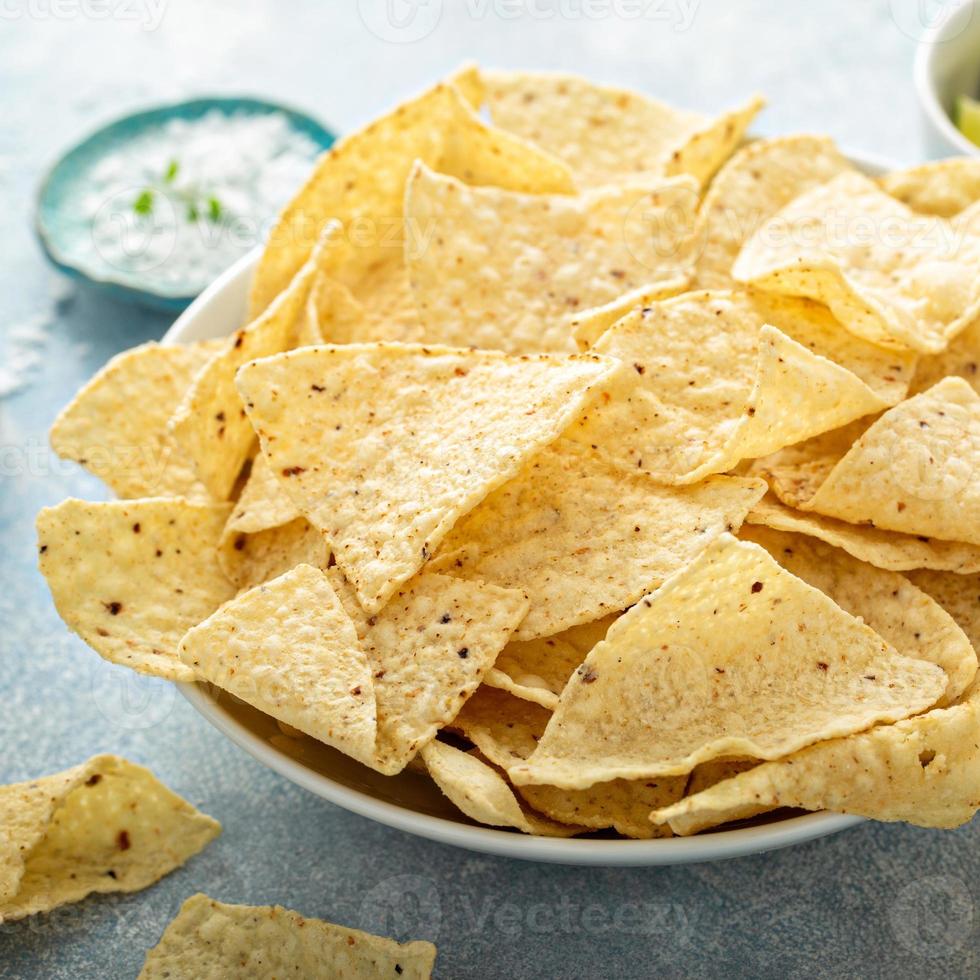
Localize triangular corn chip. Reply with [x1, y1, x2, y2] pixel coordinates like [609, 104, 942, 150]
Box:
[906, 569, 980, 652]
[37, 498, 234, 682]
[419, 739, 577, 836]
[0, 756, 219, 922]
[742, 524, 977, 704]
[481, 69, 763, 188]
[879, 157, 980, 217]
[746, 495, 980, 574]
[510, 534, 946, 789]
[453, 687, 684, 838]
[170, 230, 328, 500]
[138, 893, 436, 979]
[236, 343, 619, 613]
[733, 171, 980, 353]
[179, 564, 378, 766]
[217, 455, 329, 589]
[249, 72, 573, 317]
[485, 615, 619, 710]
[652, 686, 980, 834]
[691, 135, 853, 290]
[432, 439, 765, 639]
[360, 573, 529, 774]
[49, 341, 219, 500]
[567, 291, 901, 483]
[405, 162, 697, 353]
[763, 378, 980, 545]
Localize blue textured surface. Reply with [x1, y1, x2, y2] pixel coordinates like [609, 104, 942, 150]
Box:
[1, 2, 978, 978]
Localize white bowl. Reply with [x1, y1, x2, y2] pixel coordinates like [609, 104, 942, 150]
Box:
[915, 0, 980, 156]
[163, 151, 904, 865]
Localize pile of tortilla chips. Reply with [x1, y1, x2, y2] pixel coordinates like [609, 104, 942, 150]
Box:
[38, 66, 980, 840]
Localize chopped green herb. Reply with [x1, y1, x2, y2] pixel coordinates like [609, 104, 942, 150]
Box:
[207, 196, 223, 222]
[133, 190, 154, 216]
[187, 202, 199, 222]
[164, 159, 179, 183]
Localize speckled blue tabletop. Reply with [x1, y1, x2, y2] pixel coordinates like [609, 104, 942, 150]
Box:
[1, 2, 978, 977]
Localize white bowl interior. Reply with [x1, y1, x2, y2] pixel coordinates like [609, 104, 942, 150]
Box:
[162, 150, 894, 864]
[916, 0, 980, 155]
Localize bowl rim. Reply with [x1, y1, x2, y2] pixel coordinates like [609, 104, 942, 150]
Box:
[913, 0, 980, 157]
[163, 145, 901, 865]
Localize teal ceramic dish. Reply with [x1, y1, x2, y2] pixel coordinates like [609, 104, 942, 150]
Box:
[35, 97, 335, 312]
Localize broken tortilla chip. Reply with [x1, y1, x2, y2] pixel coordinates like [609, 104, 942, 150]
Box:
[481, 69, 763, 189]
[762, 378, 980, 545]
[453, 687, 684, 838]
[0, 755, 219, 922]
[406, 163, 697, 353]
[906, 568, 980, 653]
[733, 171, 980, 353]
[691, 134, 853, 290]
[138, 893, 436, 979]
[509, 533, 946, 789]
[910, 312, 980, 397]
[36, 497, 234, 682]
[567, 291, 902, 483]
[420, 739, 578, 836]
[878, 157, 980, 218]
[432, 439, 765, 639]
[217, 455, 329, 589]
[236, 343, 619, 613]
[49, 341, 219, 500]
[652, 685, 980, 834]
[746, 495, 980, 574]
[484, 615, 619, 710]
[742, 524, 977, 704]
[179, 564, 378, 766]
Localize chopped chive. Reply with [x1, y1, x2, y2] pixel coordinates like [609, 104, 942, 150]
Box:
[186, 202, 199, 221]
[164, 159, 179, 182]
[133, 190, 154, 215]
[207, 196, 222, 222]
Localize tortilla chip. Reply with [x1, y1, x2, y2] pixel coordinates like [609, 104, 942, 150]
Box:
[49, 341, 219, 500]
[249, 73, 573, 318]
[481, 69, 763, 188]
[653, 686, 980, 834]
[769, 378, 980, 545]
[509, 533, 946, 789]
[37, 498, 234, 682]
[405, 162, 697, 354]
[432, 439, 765, 639]
[138, 893, 436, 979]
[746, 495, 980, 574]
[742, 525, 977, 704]
[0, 755, 219, 922]
[879, 157, 980, 217]
[217, 455, 329, 589]
[910, 313, 980, 397]
[906, 569, 980, 653]
[568, 278, 689, 350]
[453, 687, 684, 838]
[484, 615, 619, 710]
[567, 291, 899, 483]
[683, 758, 759, 797]
[691, 135, 853, 290]
[180, 564, 378, 765]
[733, 171, 980, 353]
[171, 234, 325, 500]
[419, 739, 577, 836]
[359, 573, 529, 774]
[236, 343, 618, 613]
